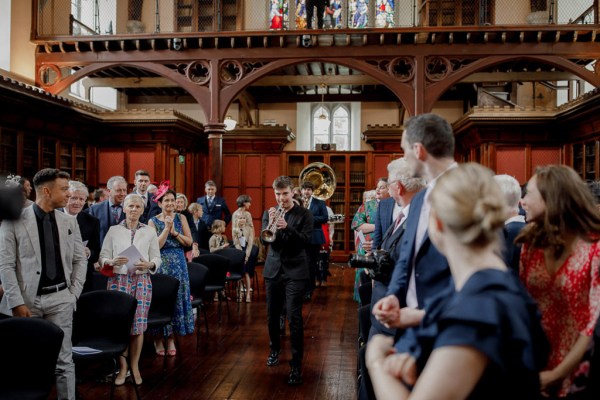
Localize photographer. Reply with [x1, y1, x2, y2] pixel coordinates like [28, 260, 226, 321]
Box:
[355, 158, 426, 400]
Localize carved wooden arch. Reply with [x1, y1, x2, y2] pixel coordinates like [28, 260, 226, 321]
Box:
[422, 55, 600, 113]
[218, 57, 416, 121]
[40, 61, 211, 120]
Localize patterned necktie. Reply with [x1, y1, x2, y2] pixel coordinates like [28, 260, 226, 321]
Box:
[393, 211, 405, 233]
[43, 213, 57, 280]
[111, 205, 121, 223]
[208, 197, 213, 207]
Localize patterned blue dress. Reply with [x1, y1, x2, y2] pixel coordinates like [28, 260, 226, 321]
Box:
[151, 214, 195, 336]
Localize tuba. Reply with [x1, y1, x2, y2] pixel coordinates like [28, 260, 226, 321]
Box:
[261, 206, 285, 243]
[298, 162, 336, 201]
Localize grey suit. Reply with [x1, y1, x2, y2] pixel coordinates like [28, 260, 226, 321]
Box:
[0, 205, 87, 400]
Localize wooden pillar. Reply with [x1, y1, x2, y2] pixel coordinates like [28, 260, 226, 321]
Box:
[205, 123, 226, 189]
[414, 55, 426, 115]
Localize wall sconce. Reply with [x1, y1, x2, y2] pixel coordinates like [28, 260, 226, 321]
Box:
[224, 115, 237, 131]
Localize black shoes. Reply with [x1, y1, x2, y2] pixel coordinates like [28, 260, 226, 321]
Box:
[288, 366, 303, 385]
[266, 350, 280, 366]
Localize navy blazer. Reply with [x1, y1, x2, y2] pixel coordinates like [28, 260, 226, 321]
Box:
[197, 195, 232, 227]
[502, 220, 526, 274]
[308, 197, 328, 245]
[372, 197, 395, 250]
[386, 190, 453, 308]
[85, 200, 126, 244]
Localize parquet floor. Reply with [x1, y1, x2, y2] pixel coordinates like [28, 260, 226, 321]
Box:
[76, 263, 359, 400]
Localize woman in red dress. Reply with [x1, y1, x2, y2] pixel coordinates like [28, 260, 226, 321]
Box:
[518, 165, 600, 398]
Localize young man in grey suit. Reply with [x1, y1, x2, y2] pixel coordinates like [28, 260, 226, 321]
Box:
[0, 168, 87, 400]
[262, 176, 313, 385]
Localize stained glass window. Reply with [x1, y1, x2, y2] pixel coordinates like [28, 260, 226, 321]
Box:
[375, 0, 394, 28]
[349, 0, 369, 29]
[269, 0, 289, 30]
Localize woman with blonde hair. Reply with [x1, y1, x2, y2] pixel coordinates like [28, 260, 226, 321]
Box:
[99, 193, 161, 385]
[518, 165, 600, 398]
[232, 212, 258, 302]
[367, 163, 547, 400]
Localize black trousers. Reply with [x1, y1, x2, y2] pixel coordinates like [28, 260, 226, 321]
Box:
[306, 0, 326, 29]
[307, 243, 321, 290]
[266, 274, 308, 367]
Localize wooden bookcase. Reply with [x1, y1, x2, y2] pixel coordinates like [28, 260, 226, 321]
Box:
[572, 141, 598, 180]
[175, 0, 241, 32]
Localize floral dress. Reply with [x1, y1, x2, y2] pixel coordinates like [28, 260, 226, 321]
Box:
[351, 199, 378, 302]
[151, 215, 195, 337]
[520, 240, 600, 397]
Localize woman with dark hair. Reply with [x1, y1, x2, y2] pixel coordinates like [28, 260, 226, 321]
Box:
[518, 165, 600, 398]
[149, 187, 195, 356]
[232, 194, 254, 230]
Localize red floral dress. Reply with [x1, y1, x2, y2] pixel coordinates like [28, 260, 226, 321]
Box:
[520, 240, 600, 397]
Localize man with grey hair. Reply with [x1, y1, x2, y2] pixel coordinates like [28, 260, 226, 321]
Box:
[86, 176, 128, 243]
[358, 158, 427, 400]
[494, 174, 526, 273]
[63, 180, 100, 293]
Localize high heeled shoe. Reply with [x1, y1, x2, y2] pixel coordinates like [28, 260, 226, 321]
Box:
[245, 294, 252, 303]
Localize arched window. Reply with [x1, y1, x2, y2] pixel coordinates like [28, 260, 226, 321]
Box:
[312, 104, 350, 151]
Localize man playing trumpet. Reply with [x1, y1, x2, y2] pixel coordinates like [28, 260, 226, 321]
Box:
[262, 176, 313, 385]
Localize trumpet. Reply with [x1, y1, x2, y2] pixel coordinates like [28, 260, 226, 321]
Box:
[261, 206, 285, 243]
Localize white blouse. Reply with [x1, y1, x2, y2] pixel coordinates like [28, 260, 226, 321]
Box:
[99, 224, 162, 275]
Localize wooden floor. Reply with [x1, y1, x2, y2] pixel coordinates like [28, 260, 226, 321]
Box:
[77, 263, 359, 400]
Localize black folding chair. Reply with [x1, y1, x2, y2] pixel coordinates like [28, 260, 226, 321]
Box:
[187, 262, 210, 348]
[193, 253, 230, 321]
[215, 247, 246, 306]
[72, 290, 139, 400]
[0, 317, 64, 400]
[147, 273, 180, 368]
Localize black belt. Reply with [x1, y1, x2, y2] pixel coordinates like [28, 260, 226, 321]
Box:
[39, 282, 67, 294]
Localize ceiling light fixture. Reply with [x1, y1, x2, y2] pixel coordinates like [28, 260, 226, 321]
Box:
[315, 83, 331, 130]
[223, 115, 237, 131]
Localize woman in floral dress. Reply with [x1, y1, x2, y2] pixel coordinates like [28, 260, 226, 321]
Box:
[518, 165, 600, 398]
[149, 188, 195, 356]
[351, 178, 389, 302]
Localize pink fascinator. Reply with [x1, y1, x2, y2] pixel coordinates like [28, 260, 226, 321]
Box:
[152, 180, 171, 203]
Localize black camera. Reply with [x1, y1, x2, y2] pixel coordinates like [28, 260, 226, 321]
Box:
[348, 250, 395, 284]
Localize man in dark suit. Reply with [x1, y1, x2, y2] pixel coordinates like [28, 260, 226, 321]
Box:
[372, 113, 456, 346]
[86, 175, 128, 244]
[371, 196, 395, 252]
[0, 168, 87, 400]
[306, 0, 328, 29]
[196, 180, 232, 227]
[300, 180, 328, 296]
[262, 176, 313, 386]
[357, 157, 427, 400]
[131, 169, 160, 223]
[62, 180, 100, 294]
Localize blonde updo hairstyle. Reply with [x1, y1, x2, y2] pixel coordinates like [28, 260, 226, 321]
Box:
[430, 163, 508, 248]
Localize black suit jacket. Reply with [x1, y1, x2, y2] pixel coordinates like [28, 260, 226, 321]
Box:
[197, 195, 232, 226]
[75, 212, 101, 265]
[187, 213, 210, 251]
[262, 204, 313, 280]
